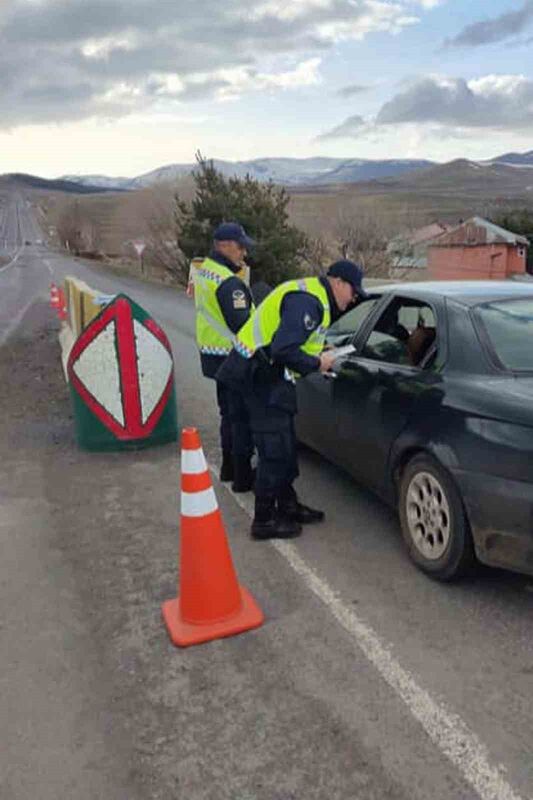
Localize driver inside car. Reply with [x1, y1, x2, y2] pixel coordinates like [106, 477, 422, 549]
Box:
[406, 323, 436, 366]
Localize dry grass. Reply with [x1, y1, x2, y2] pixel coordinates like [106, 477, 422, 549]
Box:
[29, 175, 533, 283]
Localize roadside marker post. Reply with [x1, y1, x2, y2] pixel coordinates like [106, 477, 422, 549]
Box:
[67, 294, 178, 451]
[132, 240, 146, 275]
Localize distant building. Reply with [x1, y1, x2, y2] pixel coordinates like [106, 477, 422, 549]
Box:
[428, 216, 528, 280]
[388, 222, 450, 271]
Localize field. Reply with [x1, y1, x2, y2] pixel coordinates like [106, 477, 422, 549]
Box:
[26, 163, 533, 284]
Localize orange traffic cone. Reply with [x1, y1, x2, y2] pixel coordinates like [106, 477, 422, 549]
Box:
[57, 287, 68, 321]
[50, 283, 59, 310]
[162, 428, 264, 647]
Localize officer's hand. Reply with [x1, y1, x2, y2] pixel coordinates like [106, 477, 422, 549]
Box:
[319, 350, 338, 373]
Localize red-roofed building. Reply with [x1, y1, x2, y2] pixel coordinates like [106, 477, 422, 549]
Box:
[428, 217, 528, 280]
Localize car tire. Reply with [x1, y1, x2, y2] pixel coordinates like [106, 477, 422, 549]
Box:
[399, 454, 474, 581]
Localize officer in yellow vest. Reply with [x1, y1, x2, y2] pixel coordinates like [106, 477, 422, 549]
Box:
[194, 222, 255, 491]
[217, 260, 367, 539]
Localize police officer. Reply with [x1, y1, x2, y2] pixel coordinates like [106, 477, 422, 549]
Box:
[217, 260, 367, 539]
[193, 221, 255, 491]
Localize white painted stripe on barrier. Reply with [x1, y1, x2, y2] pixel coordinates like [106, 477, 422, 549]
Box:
[181, 487, 218, 517]
[213, 465, 524, 800]
[182, 448, 208, 475]
[71, 320, 125, 426]
[134, 319, 173, 424]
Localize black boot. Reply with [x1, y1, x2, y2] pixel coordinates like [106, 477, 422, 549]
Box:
[231, 458, 255, 493]
[282, 502, 325, 524]
[251, 496, 302, 540]
[219, 450, 233, 483]
[278, 485, 325, 525]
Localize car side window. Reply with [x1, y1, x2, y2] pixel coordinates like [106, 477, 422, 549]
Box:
[361, 297, 437, 367]
[326, 297, 379, 346]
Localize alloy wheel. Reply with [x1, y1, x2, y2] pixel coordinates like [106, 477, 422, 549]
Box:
[405, 471, 451, 561]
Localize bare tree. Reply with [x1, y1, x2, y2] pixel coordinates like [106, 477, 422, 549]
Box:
[333, 200, 431, 279]
[143, 185, 182, 278]
[298, 234, 334, 274]
[55, 199, 84, 254]
[115, 183, 186, 282]
[334, 202, 392, 278]
[80, 217, 102, 254]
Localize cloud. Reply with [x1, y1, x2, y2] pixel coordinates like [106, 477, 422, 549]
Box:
[320, 73, 533, 139]
[376, 74, 533, 128]
[337, 83, 370, 97]
[445, 0, 533, 48]
[317, 114, 367, 139]
[0, 0, 428, 129]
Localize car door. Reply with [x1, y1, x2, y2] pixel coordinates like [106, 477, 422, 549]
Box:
[295, 296, 381, 457]
[332, 295, 443, 491]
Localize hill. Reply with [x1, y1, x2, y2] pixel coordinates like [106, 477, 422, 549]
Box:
[0, 173, 122, 194]
[381, 158, 533, 195]
[61, 156, 436, 189]
[489, 150, 533, 168]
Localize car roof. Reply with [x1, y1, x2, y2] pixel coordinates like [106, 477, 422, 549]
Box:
[367, 280, 533, 306]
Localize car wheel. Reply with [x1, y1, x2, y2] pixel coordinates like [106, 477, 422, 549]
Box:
[399, 454, 474, 581]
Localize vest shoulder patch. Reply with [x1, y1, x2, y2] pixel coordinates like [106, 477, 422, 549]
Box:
[303, 312, 317, 331]
[232, 289, 247, 308]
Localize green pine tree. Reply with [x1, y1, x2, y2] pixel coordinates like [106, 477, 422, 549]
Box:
[175, 153, 308, 285]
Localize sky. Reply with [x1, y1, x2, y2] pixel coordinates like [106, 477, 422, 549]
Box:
[1, 0, 533, 177]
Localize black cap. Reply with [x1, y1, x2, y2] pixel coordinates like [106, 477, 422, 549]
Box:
[213, 222, 255, 248]
[327, 259, 367, 299]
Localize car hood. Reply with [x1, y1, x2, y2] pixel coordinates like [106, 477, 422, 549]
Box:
[446, 374, 533, 428]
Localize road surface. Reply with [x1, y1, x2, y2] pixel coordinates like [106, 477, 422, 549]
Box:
[1, 188, 533, 800]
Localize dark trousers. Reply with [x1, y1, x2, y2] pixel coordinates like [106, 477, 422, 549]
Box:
[216, 381, 253, 459]
[243, 388, 299, 501]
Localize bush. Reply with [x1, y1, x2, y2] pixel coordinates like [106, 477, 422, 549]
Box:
[175, 153, 308, 285]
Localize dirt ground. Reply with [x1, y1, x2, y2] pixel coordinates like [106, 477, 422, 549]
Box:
[0, 304, 192, 799]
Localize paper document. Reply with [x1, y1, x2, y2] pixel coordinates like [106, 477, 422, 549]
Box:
[330, 344, 356, 360]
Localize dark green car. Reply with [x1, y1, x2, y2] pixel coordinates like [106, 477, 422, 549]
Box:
[296, 280, 533, 581]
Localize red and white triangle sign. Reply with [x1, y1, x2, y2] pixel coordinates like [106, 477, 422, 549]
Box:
[67, 296, 174, 440]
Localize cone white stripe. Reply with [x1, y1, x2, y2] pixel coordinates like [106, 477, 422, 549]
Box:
[181, 448, 208, 475]
[181, 487, 218, 517]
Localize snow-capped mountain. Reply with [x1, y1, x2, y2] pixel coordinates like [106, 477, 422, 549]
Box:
[60, 156, 436, 190]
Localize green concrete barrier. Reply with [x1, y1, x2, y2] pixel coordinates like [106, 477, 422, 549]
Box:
[59, 277, 178, 451]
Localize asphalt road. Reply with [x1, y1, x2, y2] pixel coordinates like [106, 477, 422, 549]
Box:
[2, 190, 533, 800]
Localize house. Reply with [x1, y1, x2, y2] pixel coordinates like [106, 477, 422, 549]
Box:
[387, 222, 450, 274]
[428, 216, 528, 280]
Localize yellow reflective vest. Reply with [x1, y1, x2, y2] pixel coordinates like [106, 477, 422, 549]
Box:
[234, 277, 331, 374]
[194, 257, 252, 356]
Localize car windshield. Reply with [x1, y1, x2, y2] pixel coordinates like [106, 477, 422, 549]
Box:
[477, 298, 533, 371]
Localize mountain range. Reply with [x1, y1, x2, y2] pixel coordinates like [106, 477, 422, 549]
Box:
[59, 150, 533, 190]
[60, 157, 433, 189]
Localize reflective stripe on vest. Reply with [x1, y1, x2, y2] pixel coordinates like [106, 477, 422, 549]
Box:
[235, 277, 331, 368]
[194, 257, 238, 355]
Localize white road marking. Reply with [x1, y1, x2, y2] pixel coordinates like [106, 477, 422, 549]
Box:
[0, 298, 38, 346]
[209, 466, 524, 800]
[0, 245, 24, 273]
[43, 259, 53, 275]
